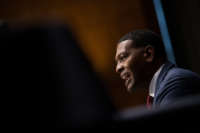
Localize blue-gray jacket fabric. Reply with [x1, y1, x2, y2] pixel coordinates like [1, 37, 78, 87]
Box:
[153, 61, 200, 107]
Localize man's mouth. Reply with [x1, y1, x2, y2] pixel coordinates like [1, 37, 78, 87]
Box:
[121, 72, 129, 80]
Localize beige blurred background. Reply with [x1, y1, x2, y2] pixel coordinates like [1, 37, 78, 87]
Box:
[0, 0, 160, 110]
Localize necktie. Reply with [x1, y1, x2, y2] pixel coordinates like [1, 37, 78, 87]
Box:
[146, 95, 154, 109]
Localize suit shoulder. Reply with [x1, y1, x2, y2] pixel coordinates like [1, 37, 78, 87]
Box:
[154, 67, 200, 106]
[157, 67, 200, 99]
[165, 67, 200, 80]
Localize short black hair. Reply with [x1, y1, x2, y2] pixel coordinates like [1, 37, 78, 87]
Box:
[119, 30, 166, 58]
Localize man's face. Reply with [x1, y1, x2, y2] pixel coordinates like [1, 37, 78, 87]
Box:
[115, 40, 148, 92]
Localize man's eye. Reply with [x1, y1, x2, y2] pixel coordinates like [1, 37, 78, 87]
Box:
[119, 55, 127, 62]
[120, 57, 125, 61]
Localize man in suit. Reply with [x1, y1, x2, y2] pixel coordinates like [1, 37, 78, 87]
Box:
[115, 30, 200, 108]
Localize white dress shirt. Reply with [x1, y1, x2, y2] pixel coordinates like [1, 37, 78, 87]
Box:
[149, 64, 165, 97]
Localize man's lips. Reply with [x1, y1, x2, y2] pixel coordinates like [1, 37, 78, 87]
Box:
[120, 72, 130, 80]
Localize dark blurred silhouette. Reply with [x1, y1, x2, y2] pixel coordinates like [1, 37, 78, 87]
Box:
[3, 21, 115, 128]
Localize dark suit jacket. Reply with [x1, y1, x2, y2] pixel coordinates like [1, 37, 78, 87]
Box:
[153, 61, 200, 107]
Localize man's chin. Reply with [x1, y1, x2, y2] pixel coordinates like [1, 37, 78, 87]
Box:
[126, 83, 135, 93]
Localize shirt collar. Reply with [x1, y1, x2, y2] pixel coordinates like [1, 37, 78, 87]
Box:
[149, 64, 165, 97]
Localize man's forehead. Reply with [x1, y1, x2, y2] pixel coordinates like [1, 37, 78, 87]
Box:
[116, 40, 133, 54]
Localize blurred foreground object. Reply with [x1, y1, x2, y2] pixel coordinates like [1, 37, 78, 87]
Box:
[3, 21, 115, 128]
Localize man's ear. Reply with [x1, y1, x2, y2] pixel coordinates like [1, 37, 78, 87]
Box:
[143, 45, 154, 62]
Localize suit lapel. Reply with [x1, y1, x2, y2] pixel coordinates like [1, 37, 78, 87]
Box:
[153, 61, 175, 106]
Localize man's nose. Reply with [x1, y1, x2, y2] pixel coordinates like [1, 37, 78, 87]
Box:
[116, 63, 124, 73]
